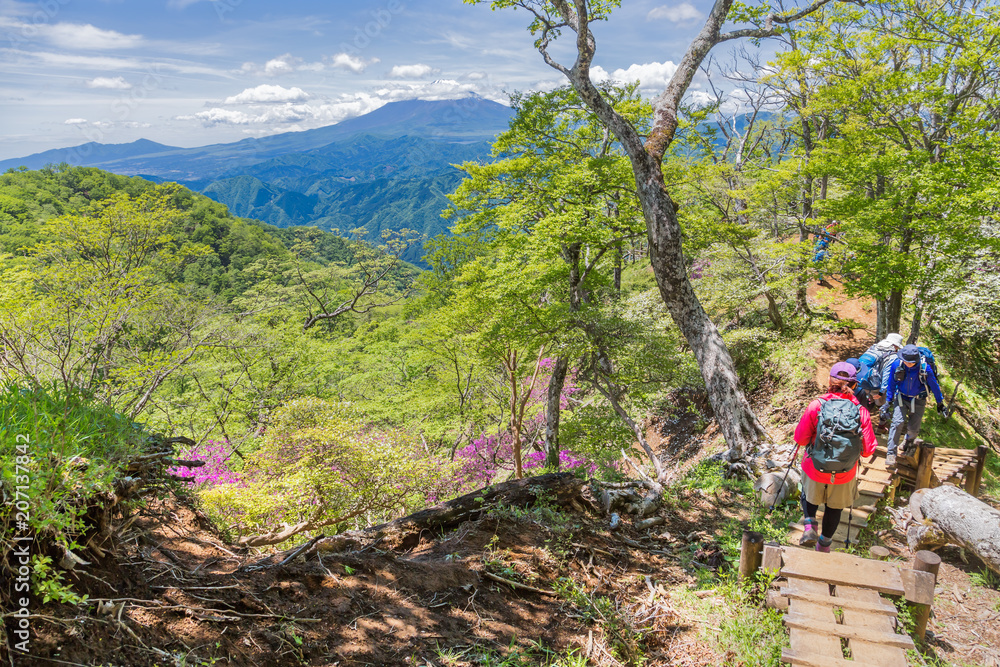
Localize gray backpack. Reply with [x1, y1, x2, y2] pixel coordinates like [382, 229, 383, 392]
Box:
[809, 398, 863, 473]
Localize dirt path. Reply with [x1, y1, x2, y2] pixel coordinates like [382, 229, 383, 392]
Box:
[807, 278, 877, 386]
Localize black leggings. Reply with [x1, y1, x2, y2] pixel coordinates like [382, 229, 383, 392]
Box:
[801, 496, 843, 539]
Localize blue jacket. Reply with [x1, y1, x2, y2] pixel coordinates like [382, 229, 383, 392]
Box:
[884, 358, 944, 405]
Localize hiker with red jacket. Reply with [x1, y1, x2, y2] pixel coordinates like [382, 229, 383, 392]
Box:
[793, 362, 878, 552]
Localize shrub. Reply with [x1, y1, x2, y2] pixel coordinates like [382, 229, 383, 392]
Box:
[197, 397, 459, 544]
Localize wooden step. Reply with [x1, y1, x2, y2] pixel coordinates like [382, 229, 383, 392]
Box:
[778, 589, 898, 615]
[784, 614, 915, 649]
[782, 649, 884, 667]
[780, 547, 906, 596]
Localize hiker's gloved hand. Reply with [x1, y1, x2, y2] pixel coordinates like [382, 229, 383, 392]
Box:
[936, 402, 947, 416]
[880, 405, 891, 421]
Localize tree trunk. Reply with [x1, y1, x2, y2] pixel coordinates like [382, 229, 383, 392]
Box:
[614, 240, 623, 296]
[544, 356, 569, 468]
[908, 484, 1000, 575]
[765, 291, 784, 332]
[629, 150, 766, 462]
[877, 290, 904, 340]
[907, 303, 923, 345]
[795, 223, 812, 318]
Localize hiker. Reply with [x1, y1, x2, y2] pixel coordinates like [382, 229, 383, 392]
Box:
[793, 362, 877, 552]
[855, 333, 903, 421]
[880, 343, 945, 468]
[812, 222, 839, 287]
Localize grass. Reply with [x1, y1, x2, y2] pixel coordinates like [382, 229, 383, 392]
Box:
[671, 575, 789, 667]
[434, 639, 589, 667]
[0, 382, 147, 602]
[969, 567, 1000, 590]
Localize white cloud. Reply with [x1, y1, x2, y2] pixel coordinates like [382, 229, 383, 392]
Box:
[593, 61, 678, 91]
[224, 85, 310, 104]
[466, 71, 487, 80]
[10, 49, 229, 77]
[177, 80, 505, 131]
[180, 108, 254, 125]
[64, 118, 88, 125]
[328, 52, 377, 73]
[390, 63, 435, 79]
[647, 3, 704, 23]
[45, 23, 143, 50]
[264, 53, 297, 77]
[87, 76, 132, 90]
[237, 53, 328, 76]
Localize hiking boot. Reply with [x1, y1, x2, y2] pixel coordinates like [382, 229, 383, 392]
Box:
[799, 520, 819, 547]
[885, 453, 897, 468]
[902, 438, 915, 457]
[816, 541, 832, 553]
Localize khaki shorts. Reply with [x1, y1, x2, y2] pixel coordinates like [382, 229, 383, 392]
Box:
[801, 470, 859, 510]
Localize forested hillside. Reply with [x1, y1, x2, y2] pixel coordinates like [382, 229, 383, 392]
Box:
[2, 1, 1000, 665]
[0, 99, 515, 264]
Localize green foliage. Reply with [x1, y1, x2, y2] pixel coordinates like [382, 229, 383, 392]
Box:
[0, 383, 144, 601]
[969, 568, 1000, 591]
[197, 397, 456, 542]
[722, 328, 780, 394]
[790, 1, 1000, 310]
[435, 638, 589, 667]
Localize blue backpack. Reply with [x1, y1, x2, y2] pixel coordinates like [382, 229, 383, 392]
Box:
[857, 344, 895, 392]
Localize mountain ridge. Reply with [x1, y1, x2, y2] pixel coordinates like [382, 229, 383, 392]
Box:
[0, 98, 514, 265]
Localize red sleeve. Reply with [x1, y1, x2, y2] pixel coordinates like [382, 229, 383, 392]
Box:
[794, 399, 822, 448]
[858, 404, 877, 457]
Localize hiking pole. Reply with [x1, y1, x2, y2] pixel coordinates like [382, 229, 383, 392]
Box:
[845, 507, 853, 549]
[769, 446, 800, 513]
[845, 477, 858, 549]
[944, 382, 963, 420]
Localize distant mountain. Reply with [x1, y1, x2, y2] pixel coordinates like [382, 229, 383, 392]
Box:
[0, 97, 514, 264]
[0, 139, 178, 172]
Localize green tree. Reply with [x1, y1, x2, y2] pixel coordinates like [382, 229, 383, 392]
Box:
[799, 0, 1000, 339]
[467, 0, 837, 466]
[446, 85, 648, 470]
[0, 187, 223, 416]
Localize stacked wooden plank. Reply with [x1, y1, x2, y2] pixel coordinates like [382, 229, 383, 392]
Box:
[897, 447, 979, 493]
[770, 547, 917, 667]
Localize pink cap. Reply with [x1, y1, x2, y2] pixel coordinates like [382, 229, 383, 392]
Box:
[830, 361, 857, 382]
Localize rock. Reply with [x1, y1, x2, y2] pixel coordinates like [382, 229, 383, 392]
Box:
[59, 548, 91, 571]
[754, 468, 801, 508]
[636, 516, 665, 530]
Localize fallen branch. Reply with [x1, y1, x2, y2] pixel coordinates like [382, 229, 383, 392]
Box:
[247, 472, 586, 570]
[482, 571, 558, 596]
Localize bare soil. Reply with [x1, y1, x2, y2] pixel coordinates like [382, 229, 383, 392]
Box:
[7, 487, 739, 667]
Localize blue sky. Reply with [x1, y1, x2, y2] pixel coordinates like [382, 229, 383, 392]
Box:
[0, 0, 729, 160]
